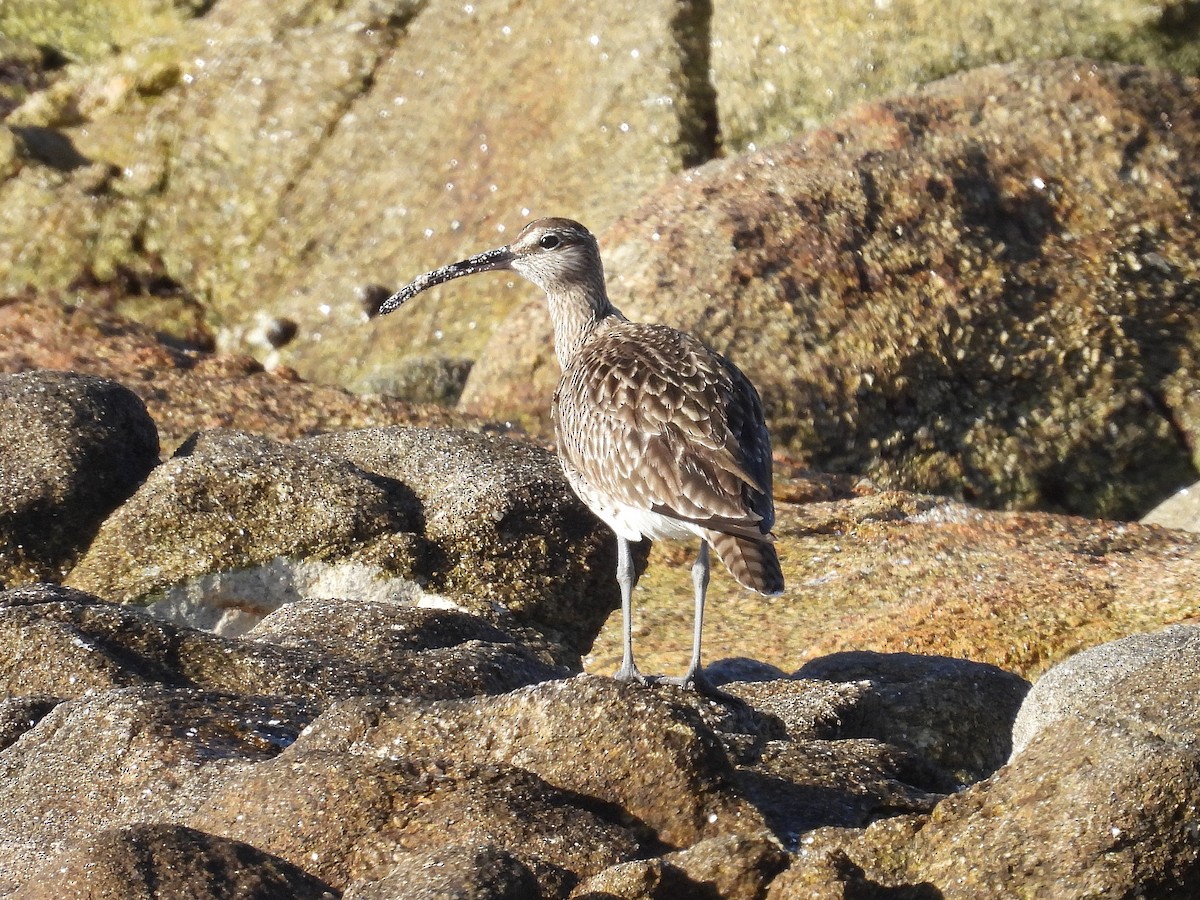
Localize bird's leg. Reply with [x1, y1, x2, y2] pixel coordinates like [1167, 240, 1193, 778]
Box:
[612, 536, 649, 683]
[662, 540, 711, 691]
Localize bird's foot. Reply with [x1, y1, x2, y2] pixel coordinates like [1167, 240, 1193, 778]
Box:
[613, 661, 654, 685]
[659, 670, 744, 705]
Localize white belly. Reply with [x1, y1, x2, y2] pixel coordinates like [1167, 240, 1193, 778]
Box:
[570, 476, 701, 543]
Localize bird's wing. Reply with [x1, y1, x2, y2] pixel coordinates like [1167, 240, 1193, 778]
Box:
[553, 323, 775, 536]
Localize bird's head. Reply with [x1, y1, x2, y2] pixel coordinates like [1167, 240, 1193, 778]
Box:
[373, 217, 604, 316]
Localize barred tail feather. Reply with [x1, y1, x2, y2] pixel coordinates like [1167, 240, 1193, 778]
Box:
[708, 531, 784, 595]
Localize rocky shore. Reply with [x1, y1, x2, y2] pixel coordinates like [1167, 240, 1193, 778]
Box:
[3, 0, 1200, 896]
[0, 363, 1197, 897]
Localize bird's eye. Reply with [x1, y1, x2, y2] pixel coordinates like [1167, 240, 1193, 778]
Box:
[539, 234, 561, 250]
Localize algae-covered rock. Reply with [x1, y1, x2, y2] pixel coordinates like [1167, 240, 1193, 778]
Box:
[711, 0, 1200, 150]
[464, 60, 1200, 517]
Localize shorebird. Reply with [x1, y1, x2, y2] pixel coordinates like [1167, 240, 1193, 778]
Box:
[373, 218, 784, 691]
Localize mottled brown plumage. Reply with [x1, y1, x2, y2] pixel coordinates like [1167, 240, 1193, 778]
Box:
[375, 217, 783, 691]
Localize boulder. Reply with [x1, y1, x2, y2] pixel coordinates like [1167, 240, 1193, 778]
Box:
[0, 298, 479, 454]
[0, 370, 158, 586]
[773, 626, 1200, 896]
[341, 844, 538, 900]
[13, 824, 335, 900]
[0, 583, 562, 704]
[65, 426, 627, 662]
[1011, 624, 1200, 756]
[1141, 482, 1200, 532]
[187, 751, 640, 896]
[464, 60, 1200, 518]
[711, 0, 1197, 148]
[297, 676, 766, 848]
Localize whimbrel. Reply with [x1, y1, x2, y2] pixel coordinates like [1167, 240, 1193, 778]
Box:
[374, 218, 784, 691]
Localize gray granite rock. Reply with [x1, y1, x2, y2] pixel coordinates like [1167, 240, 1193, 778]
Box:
[13, 824, 336, 900]
[1011, 624, 1200, 757]
[0, 371, 158, 586]
[65, 426, 627, 665]
[1141, 482, 1200, 532]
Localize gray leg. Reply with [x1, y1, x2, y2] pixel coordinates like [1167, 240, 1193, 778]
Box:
[663, 540, 710, 689]
[612, 536, 646, 683]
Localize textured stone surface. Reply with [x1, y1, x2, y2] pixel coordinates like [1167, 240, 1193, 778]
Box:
[465, 60, 1200, 518]
[302, 427, 635, 661]
[772, 625, 1200, 897]
[711, 0, 1200, 149]
[13, 824, 336, 900]
[63, 429, 422, 618]
[0, 0, 719, 390]
[62, 425, 625, 662]
[0, 370, 158, 586]
[573, 832, 789, 899]
[342, 844, 539, 900]
[4, 5, 1200, 896]
[297, 676, 765, 848]
[188, 751, 640, 895]
[0, 298, 479, 454]
[0, 583, 562, 704]
[1141, 481, 1200, 532]
[1011, 624, 1200, 756]
[588, 488, 1200, 685]
[796, 651, 1029, 784]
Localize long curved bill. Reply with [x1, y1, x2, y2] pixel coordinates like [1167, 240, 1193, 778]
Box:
[373, 245, 515, 317]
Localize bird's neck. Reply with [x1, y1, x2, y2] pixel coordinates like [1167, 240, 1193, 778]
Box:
[547, 283, 625, 370]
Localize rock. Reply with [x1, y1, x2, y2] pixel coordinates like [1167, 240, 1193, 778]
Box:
[0, 370, 159, 586]
[0, 583, 562, 703]
[0, 695, 58, 751]
[63, 429, 423, 631]
[0, 38, 54, 123]
[0, 298, 480, 454]
[464, 60, 1200, 518]
[0, 0, 720, 388]
[186, 751, 640, 896]
[1141, 482, 1200, 531]
[795, 651, 1029, 783]
[63, 424, 627, 662]
[302, 427, 636, 661]
[711, 0, 1197, 149]
[772, 627, 1200, 897]
[360, 353, 474, 406]
[342, 844, 539, 900]
[587, 488, 1200, 690]
[13, 824, 336, 900]
[7, 570, 1192, 896]
[0, 683, 312, 890]
[296, 676, 767, 848]
[1011, 624, 1200, 756]
[714, 678, 958, 843]
[573, 833, 788, 900]
[0, 0, 199, 65]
